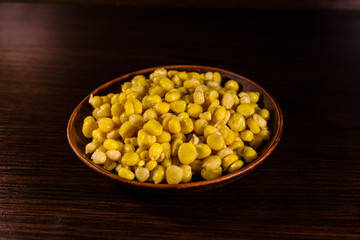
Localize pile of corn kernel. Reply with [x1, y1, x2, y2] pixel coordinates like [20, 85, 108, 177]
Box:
[82, 68, 271, 184]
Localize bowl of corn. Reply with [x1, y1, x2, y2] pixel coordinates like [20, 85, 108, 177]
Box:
[67, 65, 283, 192]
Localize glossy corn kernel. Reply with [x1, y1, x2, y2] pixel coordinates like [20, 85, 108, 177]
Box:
[85, 141, 102, 154]
[145, 160, 158, 171]
[204, 125, 218, 138]
[171, 138, 183, 157]
[157, 131, 171, 143]
[199, 111, 212, 121]
[196, 143, 212, 159]
[180, 118, 194, 134]
[118, 168, 135, 180]
[160, 77, 175, 91]
[217, 147, 234, 159]
[106, 150, 121, 161]
[177, 112, 190, 120]
[224, 80, 239, 91]
[194, 119, 208, 135]
[228, 160, 244, 173]
[103, 139, 120, 150]
[220, 127, 235, 145]
[201, 167, 222, 180]
[166, 165, 183, 184]
[202, 155, 222, 170]
[247, 92, 260, 103]
[98, 117, 114, 133]
[149, 143, 163, 161]
[121, 152, 140, 166]
[92, 129, 106, 142]
[241, 130, 254, 142]
[168, 117, 181, 134]
[228, 140, 244, 150]
[165, 90, 182, 102]
[82, 116, 98, 138]
[137, 129, 157, 148]
[242, 146, 258, 163]
[89, 94, 102, 108]
[143, 119, 163, 136]
[154, 102, 170, 115]
[213, 106, 227, 122]
[237, 103, 255, 118]
[222, 154, 238, 170]
[91, 150, 107, 164]
[150, 165, 165, 184]
[135, 167, 150, 182]
[253, 113, 267, 128]
[143, 109, 158, 121]
[246, 118, 260, 134]
[170, 100, 187, 114]
[259, 108, 270, 121]
[227, 113, 246, 132]
[222, 92, 235, 109]
[129, 114, 145, 128]
[180, 164, 192, 183]
[178, 142, 198, 164]
[207, 132, 225, 151]
[119, 121, 137, 139]
[193, 90, 205, 105]
[187, 103, 203, 118]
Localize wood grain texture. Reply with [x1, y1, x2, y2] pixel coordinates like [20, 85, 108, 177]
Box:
[0, 2, 359, 239]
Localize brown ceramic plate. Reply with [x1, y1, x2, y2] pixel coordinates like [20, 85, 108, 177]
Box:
[67, 65, 283, 192]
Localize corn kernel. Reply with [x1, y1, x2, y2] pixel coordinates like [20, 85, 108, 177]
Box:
[165, 90, 182, 102]
[224, 80, 239, 91]
[202, 155, 222, 170]
[253, 113, 267, 128]
[168, 117, 181, 134]
[241, 130, 254, 142]
[180, 118, 194, 134]
[157, 131, 171, 143]
[149, 143, 163, 161]
[85, 141, 102, 154]
[143, 109, 158, 121]
[213, 106, 227, 122]
[201, 167, 222, 180]
[196, 143, 212, 159]
[150, 165, 165, 184]
[121, 152, 140, 166]
[165, 165, 183, 184]
[118, 168, 135, 180]
[154, 102, 170, 115]
[194, 119, 208, 135]
[217, 147, 234, 159]
[98, 117, 114, 133]
[222, 154, 238, 170]
[91, 150, 107, 164]
[228, 160, 244, 173]
[135, 167, 150, 182]
[204, 125, 218, 138]
[170, 100, 187, 114]
[143, 119, 163, 136]
[145, 160, 158, 171]
[246, 118, 260, 134]
[82, 116, 98, 138]
[137, 129, 157, 148]
[222, 92, 235, 109]
[119, 121, 137, 139]
[187, 104, 203, 118]
[103, 139, 120, 150]
[237, 103, 255, 118]
[227, 113, 246, 132]
[106, 150, 121, 161]
[247, 92, 260, 103]
[206, 132, 225, 151]
[259, 109, 270, 121]
[180, 164, 192, 183]
[178, 142, 197, 164]
[242, 146, 258, 163]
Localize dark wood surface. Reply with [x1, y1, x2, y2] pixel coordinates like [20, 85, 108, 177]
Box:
[1, 2, 359, 239]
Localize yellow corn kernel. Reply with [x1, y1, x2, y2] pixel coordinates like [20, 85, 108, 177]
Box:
[193, 90, 205, 105]
[220, 127, 235, 145]
[139, 150, 150, 162]
[182, 94, 193, 104]
[171, 133, 187, 142]
[165, 90, 182, 102]
[150, 165, 165, 184]
[91, 149, 107, 164]
[85, 141, 102, 154]
[204, 71, 213, 81]
[253, 113, 267, 128]
[103, 139, 120, 150]
[201, 167, 222, 180]
[227, 113, 246, 132]
[242, 146, 258, 163]
[237, 103, 255, 118]
[199, 111, 212, 121]
[202, 155, 222, 170]
[135, 167, 150, 182]
[118, 92, 127, 104]
[228, 160, 244, 173]
[112, 116, 121, 126]
[161, 158, 172, 168]
[119, 112, 128, 124]
[132, 99, 143, 114]
[246, 118, 260, 134]
[194, 119, 208, 135]
[101, 96, 111, 105]
[224, 80, 239, 91]
[205, 90, 219, 104]
[158, 113, 173, 123]
[213, 72, 221, 83]
[188, 71, 200, 80]
[123, 143, 135, 153]
[89, 94, 102, 108]
[137, 129, 157, 148]
[222, 154, 238, 170]
[154, 102, 170, 115]
[187, 103, 203, 118]
[143, 119, 163, 136]
[92, 129, 106, 142]
[228, 139, 244, 150]
[110, 103, 123, 117]
[178, 142, 198, 164]
[171, 138, 183, 157]
[206, 132, 225, 151]
[196, 143, 212, 159]
[213, 106, 227, 122]
[157, 131, 171, 143]
[168, 117, 181, 134]
[177, 112, 190, 120]
[183, 78, 200, 89]
[118, 168, 135, 180]
[124, 137, 138, 147]
[159, 77, 174, 91]
[82, 116, 98, 138]
[98, 117, 114, 133]
[180, 164, 192, 183]
[161, 142, 171, 158]
[180, 118, 194, 134]
[106, 150, 121, 161]
[165, 165, 183, 184]
[161, 115, 174, 131]
[103, 159, 117, 171]
[124, 101, 135, 116]
[171, 74, 182, 87]
[170, 100, 187, 114]
[207, 99, 219, 115]
[188, 160, 202, 175]
[204, 125, 218, 138]
[247, 92, 260, 103]
[259, 109, 270, 121]
[119, 121, 137, 139]
[178, 86, 190, 95]
[128, 114, 145, 128]
[217, 147, 234, 159]
[143, 109, 158, 121]
[149, 143, 163, 161]
[222, 92, 235, 109]
[121, 152, 140, 166]
[241, 130, 254, 142]
[239, 92, 251, 104]
[145, 160, 158, 171]
[148, 85, 166, 97]
[167, 70, 178, 78]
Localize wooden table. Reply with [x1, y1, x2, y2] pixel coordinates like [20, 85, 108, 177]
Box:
[1, 2, 359, 239]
